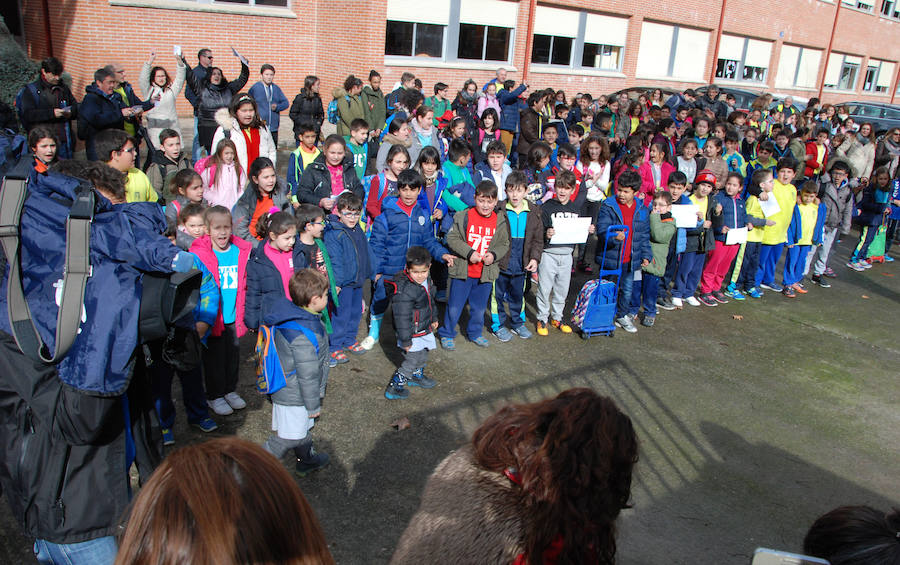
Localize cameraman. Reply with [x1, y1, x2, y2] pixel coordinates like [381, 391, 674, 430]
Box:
[0, 158, 196, 564]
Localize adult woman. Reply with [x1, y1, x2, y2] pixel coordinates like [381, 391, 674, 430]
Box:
[183, 53, 249, 154]
[212, 93, 277, 174]
[376, 117, 413, 172]
[361, 70, 387, 136]
[139, 51, 186, 148]
[289, 75, 325, 141]
[875, 127, 900, 175]
[451, 79, 479, 142]
[837, 122, 876, 181]
[391, 388, 638, 565]
[335, 75, 365, 137]
[649, 88, 665, 108]
[652, 118, 678, 163]
[114, 437, 334, 565]
[409, 105, 440, 161]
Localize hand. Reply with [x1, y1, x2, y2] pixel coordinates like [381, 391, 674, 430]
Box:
[702, 220, 712, 228]
[195, 321, 210, 336]
[614, 231, 626, 241]
[525, 259, 538, 272]
[430, 321, 439, 332]
[149, 51, 156, 64]
[151, 93, 161, 103]
[759, 192, 769, 201]
[715, 204, 723, 214]
[122, 108, 133, 117]
[432, 209, 443, 220]
[588, 224, 596, 234]
[765, 219, 776, 226]
[469, 252, 483, 264]
[892, 200, 900, 207]
[375, 273, 382, 281]
[271, 103, 278, 111]
[335, 286, 341, 294]
[482, 252, 494, 266]
[442, 254, 455, 267]
[722, 226, 730, 233]
[787, 244, 795, 248]
[641, 259, 650, 267]
[696, 211, 704, 220]
[319, 197, 334, 210]
[402, 344, 411, 352]
[746, 223, 753, 229]
[546, 227, 555, 239]
[308, 410, 321, 419]
[53, 108, 66, 118]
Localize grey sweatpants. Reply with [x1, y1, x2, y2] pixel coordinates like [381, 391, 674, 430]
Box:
[806, 226, 838, 276]
[398, 348, 428, 377]
[536, 250, 573, 323]
[264, 435, 310, 459]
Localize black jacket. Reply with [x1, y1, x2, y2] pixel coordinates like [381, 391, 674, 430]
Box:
[18, 79, 78, 135]
[184, 61, 249, 126]
[387, 270, 437, 349]
[289, 89, 325, 136]
[294, 153, 364, 205]
[78, 84, 126, 158]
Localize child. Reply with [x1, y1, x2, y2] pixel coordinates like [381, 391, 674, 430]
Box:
[490, 171, 542, 341]
[671, 170, 715, 308]
[427, 82, 453, 128]
[233, 157, 292, 241]
[656, 171, 690, 310]
[287, 122, 321, 197]
[261, 268, 331, 477]
[414, 146, 452, 299]
[723, 130, 747, 176]
[293, 204, 330, 273]
[523, 141, 553, 204]
[699, 172, 749, 305]
[383, 246, 439, 400]
[542, 123, 560, 168]
[743, 140, 777, 196]
[323, 192, 375, 365]
[638, 143, 676, 205]
[741, 127, 760, 161]
[782, 182, 826, 297]
[148, 128, 193, 202]
[848, 166, 892, 270]
[536, 170, 595, 335]
[728, 168, 776, 299]
[165, 169, 204, 236]
[808, 161, 853, 283]
[474, 108, 501, 164]
[772, 130, 792, 161]
[676, 138, 704, 185]
[296, 135, 364, 215]
[804, 128, 831, 181]
[885, 174, 900, 261]
[703, 137, 728, 189]
[245, 210, 298, 332]
[364, 169, 453, 349]
[631, 190, 676, 326]
[366, 144, 411, 221]
[474, 140, 511, 200]
[176, 202, 207, 251]
[200, 138, 247, 211]
[692, 117, 711, 150]
[438, 180, 510, 349]
[595, 170, 651, 332]
[576, 135, 611, 230]
[756, 158, 799, 292]
[190, 206, 253, 417]
[567, 124, 584, 152]
[27, 125, 58, 174]
[344, 118, 370, 181]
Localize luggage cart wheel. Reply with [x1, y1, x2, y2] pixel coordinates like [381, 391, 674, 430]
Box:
[581, 332, 589, 340]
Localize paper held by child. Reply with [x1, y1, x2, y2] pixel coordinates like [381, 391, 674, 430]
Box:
[550, 216, 592, 245]
[671, 204, 700, 228]
[725, 227, 748, 245]
[759, 196, 781, 218]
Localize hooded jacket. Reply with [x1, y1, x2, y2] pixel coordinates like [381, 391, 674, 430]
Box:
[264, 298, 329, 412]
[147, 149, 193, 201]
[322, 215, 375, 288]
[816, 172, 854, 233]
[77, 83, 127, 157]
[244, 239, 288, 330]
[211, 107, 277, 174]
[294, 153, 364, 206]
[183, 61, 250, 126]
[369, 199, 450, 276]
[190, 234, 252, 337]
[594, 197, 652, 272]
[785, 201, 827, 245]
[496, 199, 544, 274]
[498, 84, 527, 132]
[387, 270, 438, 349]
[334, 87, 366, 137]
[645, 212, 677, 276]
[248, 80, 289, 133]
[361, 85, 387, 133]
[711, 191, 748, 243]
[445, 207, 511, 282]
[290, 88, 326, 136]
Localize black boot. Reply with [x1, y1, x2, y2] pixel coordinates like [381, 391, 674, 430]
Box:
[294, 439, 330, 477]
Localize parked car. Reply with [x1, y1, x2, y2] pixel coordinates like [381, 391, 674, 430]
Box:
[839, 101, 900, 137]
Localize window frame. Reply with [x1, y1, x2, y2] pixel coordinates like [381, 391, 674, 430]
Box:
[529, 10, 627, 74]
[457, 23, 513, 63]
[714, 35, 771, 85]
[880, 0, 900, 19]
[823, 53, 863, 91]
[108, 0, 296, 17]
[385, 20, 447, 59]
[635, 22, 710, 82]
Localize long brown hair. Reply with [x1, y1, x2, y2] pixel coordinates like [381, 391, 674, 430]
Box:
[210, 138, 243, 188]
[472, 388, 638, 565]
[115, 437, 335, 565]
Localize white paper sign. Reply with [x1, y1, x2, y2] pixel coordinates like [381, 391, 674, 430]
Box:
[549, 216, 591, 245]
[671, 204, 700, 228]
[759, 195, 781, 218]
[173, 45, 182, 57]
[725, 227, 748, 245]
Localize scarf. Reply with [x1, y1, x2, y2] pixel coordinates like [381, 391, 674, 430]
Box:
[382, 133, 412, 148]
[459, 91, 477, 104]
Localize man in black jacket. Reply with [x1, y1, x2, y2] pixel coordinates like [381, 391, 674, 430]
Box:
[186, 48, 213, 161]
[18, 57, 79, 158]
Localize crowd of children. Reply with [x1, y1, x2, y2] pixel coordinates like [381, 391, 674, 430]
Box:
[21, 71, 900, 479]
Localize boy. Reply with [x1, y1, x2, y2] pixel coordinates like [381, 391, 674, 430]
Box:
[94, 128, 158, 203]
[261, 269, 331, 477]
[633, 191, 676, 326]
[438, 180, 510, 349]
[147, 128, 192, 201]
[595, 170, 651, 333]
[177, 202, 207, 251]
[248, 63, 289, 145]
[772, 130, 792, 161]
[804, 128, 831, 181]
[567, 124, 584, 153]
[384, 246, 439, 399]
[542, 123, 560, 168]
[365, 170, 453, 349]
[728, 168, 776, 299]
[490, 172, 543, 341]
[287, 122, 321, 198]
[723, 130, 746, 176]
[756, 158, 798, 293]
[344, 118, 370, 181]
[427, 82, 453, 128]
[743, 140, 776, 196]
[536, 170, 595, 335]
[473, 140, 511, 200]
[782, 181, 826, 297]
[323, 192, 374, 364]
[656, 171, 689, 310]
[551, 104, 570, 144]
[808, 161, 853, 284]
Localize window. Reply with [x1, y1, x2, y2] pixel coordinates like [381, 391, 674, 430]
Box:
[882, 0, 900, 18]
[216, 0, 287, 4]
[714, 35, 772, 83]
[635, 21, 710, 81]
[862, 60, 896, 93]
[456, 0, 516, 62]
[775, 45, 822, 88]
[823, 53, 862, 90]
[841, 0, 875, 11]
[385, 21, 444, 58]
[530, 7, 627, 71]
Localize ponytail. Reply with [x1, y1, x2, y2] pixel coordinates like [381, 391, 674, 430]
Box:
[257, 210, 295, 240]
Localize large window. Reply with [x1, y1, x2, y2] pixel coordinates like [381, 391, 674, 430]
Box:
[775, 45, 822, 88]
[882, 0, 900, 18]
[823, 53, 862, 90]
[715, 35, 772, 83]
[635, 21, 709, 81]
[214, 0, 288, 5]
[385, 0, 516, 64]
[862, 60, 896, 93]
[841, 0, 875, 11]
[530, 7, 627, 72]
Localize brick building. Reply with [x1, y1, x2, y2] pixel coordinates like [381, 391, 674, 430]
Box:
[14, 0, 900, 119]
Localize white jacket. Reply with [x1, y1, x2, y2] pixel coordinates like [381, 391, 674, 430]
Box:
[211, 107, 277, 173]
[139, 60, 186, 148]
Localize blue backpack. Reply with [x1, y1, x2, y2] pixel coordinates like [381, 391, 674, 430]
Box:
[255, 321, 318, 395]
[327, 95, 350, 125]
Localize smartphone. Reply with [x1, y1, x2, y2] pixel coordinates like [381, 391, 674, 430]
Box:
[751, 548, 830, 565]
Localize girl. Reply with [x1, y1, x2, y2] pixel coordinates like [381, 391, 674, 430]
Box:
[199, 138, 247, 211]
[730, 168, 776, 299]
[713, 123, 727, 141]
[366, 144, 410, 221]
[671, 170, 716, 308]
[182, 52, 250, 153]
[476, 82, 501, 118]
[376, 117, 413, 173]
[475, 108, 501, 164]
[699, 172, 748, 305]
[652, 119, 678, 163]
[451, 79, 479, 141]
[650, 88, 665, 108]
[692, 117, 711, 150]
[849, 167, 893, 268]
[409, 105, 440, 163]
[166, 169, 205, 249]
[638, 143, 676, 205]
[245, 210, 298, 334]
[212, 93, 277, 175]
[139, 51, 186, 148]
[522, 141, 553, 203]
[335, 75, 366, 137]
[676, 138, 706, 185]
[576, 135, 611, 209]
[703, 137, 728, 189]
[189, 206, 253, 416]
[289, 74, 325, 141]
[27, 125, 58, 174]
[440, 116, 469, 158]
[296, 134, 364, 212]
[233, 156, 291, 241]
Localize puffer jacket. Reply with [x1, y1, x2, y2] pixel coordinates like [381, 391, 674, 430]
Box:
[497, 85, 526, 131]
[295, 153, 364, 205]
[386, 270, 438, 349]
[244, 239, 287, 330]
[231, 178, 292, 242]
[445, 207, 510, 282]
[711, 191, 748, 243]
[77, 83, 127, 159]
[816, 173, 854, 233]
[184, 61, 249, 126]
[334, 87, 366, 137]
[264, 298, 329, 412]
[369, 199, 450, 276]
[322, 215, 375, 288]
[645, 212, 676, 276]
[289, 88, 325, 136]
[594, 197, 652, 272]
[836, 134, 876, 180]
[211, 106, 277, 173]
[517, 107, 543, 157]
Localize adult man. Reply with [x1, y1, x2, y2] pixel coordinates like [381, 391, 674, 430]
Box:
[78, 67, 133, 160]
[517, 91, 545, 165]
[482, 67, 508, 92]
[665, 88, 697, 114]
[106, 62, 154, 140]
[185, 48, 213, 161]
[95, 129, 157, 203]
[249, 64, 289, 147]
[386, 72, 415, 117]
[774, 96, 797, 119]
[695, 85, 727, 119]
[17, 57, 79, 158]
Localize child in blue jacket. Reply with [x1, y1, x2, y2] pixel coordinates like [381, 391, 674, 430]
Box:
[783, 182, 827, 296]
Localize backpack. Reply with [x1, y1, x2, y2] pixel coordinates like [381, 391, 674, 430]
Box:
[378, 113, 397, 142]
[0, 131, 29, 179]
[13, 83, 39, 130]
[194, 154, 218, 186]
[327, 95, 349, 125]
[255, 321, 318, 395]
[360, 172, 387, 229]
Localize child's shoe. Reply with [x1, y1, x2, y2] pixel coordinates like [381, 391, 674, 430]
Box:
[861, 260, 873, 269]
[823, 267, 837, 277]
[224, 392, 246, 410]
[359, 335, 378, 350]
[549, 319, 573, 333]
[493, 327, 513, 342]
[295, 441, 330, 476]
[698, 293, 718, 307]
[384, 372, 410, 399]
[434, 289, 448, 303]
[685, 296, 701, 307]
[884, 255, 894, 262]
[161, 428, 175, 446]
[191, 417, 218, 433]
[792, 283, 808, 294]
[614, 315, 638, 333]
[641, 315, 655, 327]
[657, 295, 676, 310]
[746, 287, 764, 299]
[347, 341, 367, 355]
[782, 286, 796, 298]
[407, 367, 436, 389]
[724, 282, 737, 297]
[510, 325, 533, 339]
[711, 291, 730, 304]
[759, 282, 783, 292]
[731, 289, 746, 301]
[811, 274, 831, 288]
[846, 260, 866, 272]
[208, 397, 234, 416]
[671, 297, 684, 309]
[329, 350, 349, 367]
[471, 336, 490, 347]
[536, 321, 549, 336]
[439, 337, 456, 350]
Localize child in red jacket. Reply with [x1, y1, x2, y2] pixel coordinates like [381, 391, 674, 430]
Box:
[804, 128, 830, 180]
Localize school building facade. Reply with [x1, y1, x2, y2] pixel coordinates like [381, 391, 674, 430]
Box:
[16, 0, 900, 116]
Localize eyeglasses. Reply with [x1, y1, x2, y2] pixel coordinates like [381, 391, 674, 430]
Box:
[311, 221, 326, 226]
[341, 211, 362, 217]
[119, 147, 136, 154]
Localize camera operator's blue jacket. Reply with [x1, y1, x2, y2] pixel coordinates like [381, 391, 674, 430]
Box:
[0, 171, 185, 395]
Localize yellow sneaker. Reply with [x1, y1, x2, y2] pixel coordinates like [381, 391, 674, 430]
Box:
[550, 320, 573, 334]
[536, 321, 549, 336]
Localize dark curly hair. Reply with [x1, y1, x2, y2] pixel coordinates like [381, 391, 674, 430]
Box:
[472, 388, 639, 565]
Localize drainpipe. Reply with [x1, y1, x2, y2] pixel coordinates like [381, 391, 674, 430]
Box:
[891, 63, 899, 105]
[521, 0, 537, 85]
[818, 0, 842, 101]
[41, 0, 54, 57]
[708, 0, 728, 84]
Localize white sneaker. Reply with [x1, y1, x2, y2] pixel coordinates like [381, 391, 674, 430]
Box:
[671, 297, 683, 309]
[614, 316, 638, 333]
[685, 296, 701, 307]
[360, 335, 377, 350]
[208, 397, 233, 416]
[224, 392, 246, 410]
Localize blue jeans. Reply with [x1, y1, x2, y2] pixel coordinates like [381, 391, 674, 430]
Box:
[191, 115, 204, 162]
[630, 272, 659, 317]
[439, 277, 493, 340]
[615, 268, 636, 318]
[34, 536, 117, 565]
